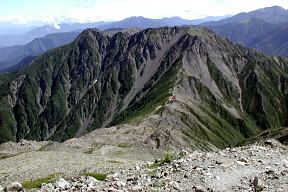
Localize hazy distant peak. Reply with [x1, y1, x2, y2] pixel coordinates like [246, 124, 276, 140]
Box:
[163, 16, 184, 19]
[124, 16, 146, 20]
[201, 5, 288, 26]
[257, 5, 286, 12]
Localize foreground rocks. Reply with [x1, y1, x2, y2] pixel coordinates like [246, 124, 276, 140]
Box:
[4, 182, 22, 191]
[2, 139, 286, 192]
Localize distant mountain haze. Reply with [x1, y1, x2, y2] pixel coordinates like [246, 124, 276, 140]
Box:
[3, 6, 288, 74]
[97, 15, 232, 30]
[0, 31, 81, 71]
[0, 56, 36, 74]
[0, 15, 232, 72]
[0, 15, 231, 48]
[201, 6, 288, 26]
[0, 22, 108, 47]
[203, 6, 288, 58]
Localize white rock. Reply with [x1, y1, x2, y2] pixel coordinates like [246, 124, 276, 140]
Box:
[107, 187, 121, 191]
[88, 182, 96, 187]
[42, 183, 53, 189]
[169, 181, 180, 189]
[116, 181, 126, 187]
[193, 185, 205, 192]
[107, 172, 120, 180]
[236, 161, 247, 166]
[203, 172, 212, 176]
[80, 176, 97, 183]
[155, 172, 161, 178]
[131, 185, 142, 191]
[6, 182, 22, 191]
[0, 185, 4, 192]
[55, 178, 70, 189]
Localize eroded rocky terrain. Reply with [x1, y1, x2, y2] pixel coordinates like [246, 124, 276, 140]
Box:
[0, 139, 287, 191]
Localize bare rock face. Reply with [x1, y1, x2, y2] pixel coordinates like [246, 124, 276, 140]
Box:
[6, 75, 26, 107]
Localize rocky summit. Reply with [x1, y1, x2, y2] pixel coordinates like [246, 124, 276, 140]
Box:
[0, 139, 287, 191]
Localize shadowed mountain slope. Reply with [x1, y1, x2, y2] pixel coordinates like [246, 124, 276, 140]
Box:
[206, 18, 288, 58]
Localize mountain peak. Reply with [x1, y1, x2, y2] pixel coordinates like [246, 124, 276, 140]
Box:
[125, 16, 146, 20]
[259, 5, 286, 12]
[202, 5, 288, 26]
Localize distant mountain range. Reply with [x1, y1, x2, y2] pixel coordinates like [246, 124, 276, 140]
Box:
[2, 5, 288, 74]
[0, 15, 231, 48]
[0, 22, 108, 48]
[96, 15, 231, 29]
[0, 15, 231, 72]
[0, 31, 81, 72]
[202, 6, 288, 26]
[203, 6, 288, 57]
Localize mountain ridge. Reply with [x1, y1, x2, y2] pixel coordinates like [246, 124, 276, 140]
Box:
[0, 27, 287, 152]
[201, 6, 288, 26]
[0, 30, 81, 71]
[205, 18, 288, 58]
[0, 15, 231, 48]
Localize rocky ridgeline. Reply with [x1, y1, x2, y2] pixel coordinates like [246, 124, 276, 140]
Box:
[1, 139, 287, 192]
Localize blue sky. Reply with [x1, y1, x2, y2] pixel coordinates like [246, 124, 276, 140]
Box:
[1, 0, 288, 24]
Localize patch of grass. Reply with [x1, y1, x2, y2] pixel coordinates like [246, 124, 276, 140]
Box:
[83, 148, 94, 154]
[21, 173, 63, 189]
[37, 142, 53, 152]
[118, 143, 131, 148]
[82, 173, 107, 181]
[37, 146, 47, 152]
[91, 142, 105, 149]
[178, 152, 185, 158]
[107, 160, 124, 164]
[123, 130, 131, 134]
[148, 153, 176, 169]
[153, 182, 165, 188]
[0, 153, 23, 160]
[148, 163, 160, 169]
[161, 153, 176, 164]
[147, 171, 156, 176]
